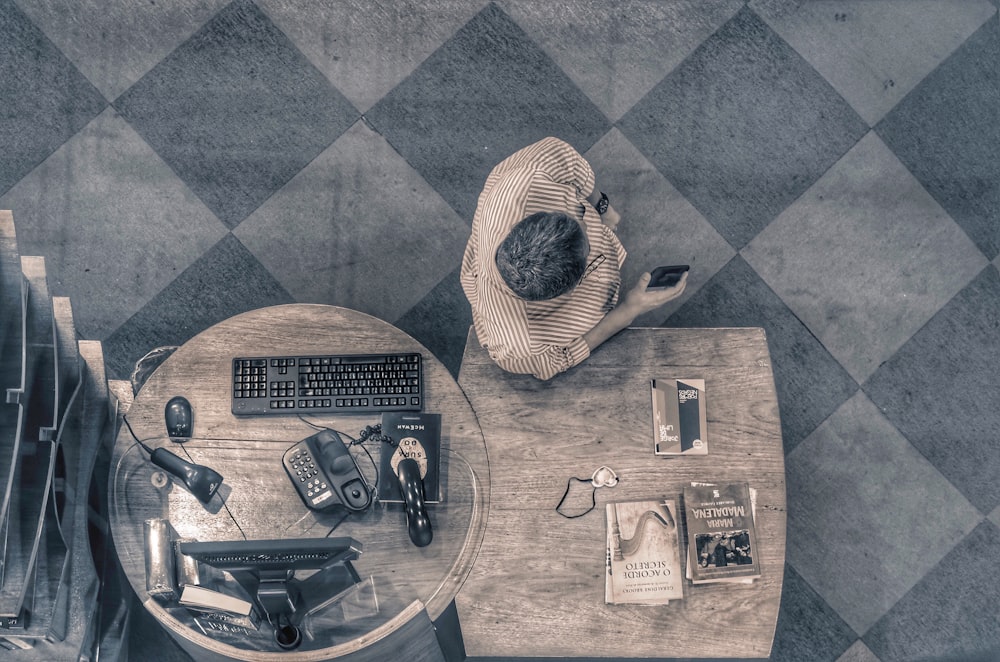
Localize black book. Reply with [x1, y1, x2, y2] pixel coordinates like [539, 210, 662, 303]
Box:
[376, 412, 442, 503]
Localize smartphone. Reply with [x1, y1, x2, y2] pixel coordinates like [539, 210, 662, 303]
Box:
[647, 265, 690, 290]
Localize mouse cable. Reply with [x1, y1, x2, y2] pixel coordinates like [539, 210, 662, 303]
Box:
[120, 415, 247, 541]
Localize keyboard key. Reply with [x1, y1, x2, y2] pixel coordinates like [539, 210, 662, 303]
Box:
[234, 352, 423, 415]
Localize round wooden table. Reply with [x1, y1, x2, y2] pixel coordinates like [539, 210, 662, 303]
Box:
[109, 305, 490, 660]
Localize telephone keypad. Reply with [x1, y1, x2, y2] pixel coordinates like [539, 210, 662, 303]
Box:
[282, 431, 371, 512]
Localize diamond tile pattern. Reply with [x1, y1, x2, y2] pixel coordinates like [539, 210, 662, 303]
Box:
[786, 393, 980, 635]
[0, 108, 229, 341]
[753, 0, 996, 127]
[14, 0, 232, 101]
[114, 0, 358, 229]
[876, 13, 1000, 259]
[665, 256, 858, 454]
[101, 233, 293, 379]
[499, 0, 744, 121]
[743, 131, 987, 383]
[234, 120, 469, 324]
[863, 521, 1000, 662]
[618, 6, 869, 249]
[767, 565, 857, 662]
[864, 266, 1000, 514]
[2, 1, 999, 660]
[366, 2, 611, 222]
[0, 0, 107, 195]
[256, 0, 490, 114]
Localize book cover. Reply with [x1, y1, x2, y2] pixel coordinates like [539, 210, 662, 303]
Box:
[605, 499, 684, 604]
[188, 606, 261, 634]
[178, 585, 256, 617]
[651, 379, 708, 455]
[682, 483, 760, 584]
[377, 412, 442, 504]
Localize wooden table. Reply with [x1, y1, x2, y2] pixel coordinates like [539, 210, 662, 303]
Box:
[457, 327, 785, 659]
[109, 305, 490, 661]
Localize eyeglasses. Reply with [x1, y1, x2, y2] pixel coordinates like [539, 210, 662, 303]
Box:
[583, 254, 605, 279]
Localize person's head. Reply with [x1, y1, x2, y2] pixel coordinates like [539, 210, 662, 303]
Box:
[495, 211, 588, 301]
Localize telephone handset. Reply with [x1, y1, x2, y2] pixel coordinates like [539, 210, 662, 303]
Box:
[282, 430, 371, 512]
[388, 438, 433, 547]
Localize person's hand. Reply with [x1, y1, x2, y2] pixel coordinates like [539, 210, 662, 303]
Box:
[621, 270, 689, 318]
[601, 203, 621, 231]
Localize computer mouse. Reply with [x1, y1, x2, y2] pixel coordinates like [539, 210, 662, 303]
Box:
[164, 396, 193, 439]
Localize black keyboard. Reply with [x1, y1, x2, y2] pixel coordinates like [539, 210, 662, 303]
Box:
[232, 352, 422, 416]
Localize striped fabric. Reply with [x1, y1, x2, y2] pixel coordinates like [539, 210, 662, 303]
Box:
[460, 137, 627, 380]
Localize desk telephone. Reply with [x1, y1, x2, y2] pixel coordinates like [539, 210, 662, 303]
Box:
[282, 429, 432, 547]
[282, 430, 371, 511]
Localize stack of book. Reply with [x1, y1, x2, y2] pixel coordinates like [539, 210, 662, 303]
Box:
[178, 585, 261, 636]
[682, 482, 760, 584]
[604, 499, 684, 605]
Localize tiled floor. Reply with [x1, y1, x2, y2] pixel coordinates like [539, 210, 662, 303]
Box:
[2, 1, 999, 660]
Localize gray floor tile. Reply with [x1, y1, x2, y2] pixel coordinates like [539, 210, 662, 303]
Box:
[113, 0, 359, 229]
[234, 120, 469, 325]
[864, 266, 1000, 514]
[754, 0, 996, 126]
[394, 267, 473, 380]
[743, 131, 988, 383]
[0, 108, 229, 341]
[835, 640, 882, 662]
[2, 3, 998, 661]
[863, 521, 1000, 662]
[0, 0, 107, 195]
[582, 128, 736, 327]
[365, 2, 611, 222]
[786, 392, 980, 635]
[500, 0, 743, 122]
[257, 0, 489, 114]
[664, 256, 858, 453]
[618, 6, 868, 249]
[15, 0, 230, 101]
[875, 14, 1000, 259]
[769, 564, 857, 662]
[101, 234, 293, 379]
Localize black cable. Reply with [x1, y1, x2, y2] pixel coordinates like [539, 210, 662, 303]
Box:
[120, 415, 156, 455]
[121, 414, 246, 540]
[177, 444, 247, 541]
[296, 414, 324, 430]
[322, 509, 351, 537]
[556, 477, 599, 519]
[297, 417, 395, 505]
[334, 431, 378, 506]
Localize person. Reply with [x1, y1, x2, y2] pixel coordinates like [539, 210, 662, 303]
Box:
[460, 136, 688, 380]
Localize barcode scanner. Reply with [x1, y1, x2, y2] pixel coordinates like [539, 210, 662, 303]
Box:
[150, 447, 223, 504]
[121, 405, 224, 505]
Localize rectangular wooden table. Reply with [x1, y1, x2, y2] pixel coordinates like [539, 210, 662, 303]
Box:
[456, 327, 786, 659]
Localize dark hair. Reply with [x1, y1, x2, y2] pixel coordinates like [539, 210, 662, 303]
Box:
[495, 212, 588, 301]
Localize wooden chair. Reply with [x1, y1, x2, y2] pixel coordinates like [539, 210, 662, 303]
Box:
[0, 211, 115, 660]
